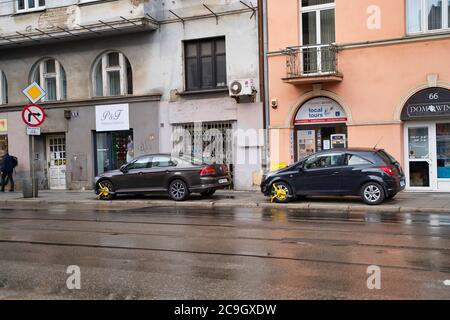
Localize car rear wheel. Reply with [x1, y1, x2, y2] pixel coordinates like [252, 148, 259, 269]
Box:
[200, 190, 216, 197]
[271, 181, 293, 203]
[169, 179, 190, 201]
[97, 180, 116, 201]
[361, 182, 385, 205]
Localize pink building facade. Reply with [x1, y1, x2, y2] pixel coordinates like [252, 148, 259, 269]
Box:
[267, 0, 450, 192]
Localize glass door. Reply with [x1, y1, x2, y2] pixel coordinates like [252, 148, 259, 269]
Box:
[405, 123, 436, 190]
[301, 0, 335, 74]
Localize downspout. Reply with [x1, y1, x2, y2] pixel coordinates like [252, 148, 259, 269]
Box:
[258, 0, 270, 173]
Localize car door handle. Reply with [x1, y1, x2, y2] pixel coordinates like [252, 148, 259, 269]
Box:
[138, 172, 143, 175]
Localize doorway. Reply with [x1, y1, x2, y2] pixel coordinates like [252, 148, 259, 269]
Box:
[46, 134, 66, 190]
[404, 123, 435, 190]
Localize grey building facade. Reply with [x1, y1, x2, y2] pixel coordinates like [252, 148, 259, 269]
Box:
[0, 0, 263, 191]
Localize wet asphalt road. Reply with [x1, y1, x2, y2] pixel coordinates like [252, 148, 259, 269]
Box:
[0, 203, 449, 300]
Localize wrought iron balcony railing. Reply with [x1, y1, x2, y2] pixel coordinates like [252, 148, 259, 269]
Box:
[284, 44, 342, 82]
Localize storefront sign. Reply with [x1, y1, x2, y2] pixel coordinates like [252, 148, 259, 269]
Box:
[295, 97, 347, 124]
[0, 119, 6, 132]
[95, 104, 129, 132]
[401, 87, 450, 121]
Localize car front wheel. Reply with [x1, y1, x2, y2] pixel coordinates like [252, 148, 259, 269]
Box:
[169, 179, 190, 201]
[361, 182, 385, 205]
[271, 181, 293, 203]
[97, 180, 116, 201]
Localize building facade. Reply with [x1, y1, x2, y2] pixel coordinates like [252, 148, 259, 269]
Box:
[0, 0, 263, 191]
[266, 0, 450, 192]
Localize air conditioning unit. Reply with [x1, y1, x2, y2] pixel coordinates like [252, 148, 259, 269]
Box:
[229, 79, 255, 97]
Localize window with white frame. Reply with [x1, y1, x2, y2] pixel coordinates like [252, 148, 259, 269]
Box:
[92, 51, 133, 97]
[17, 0, 46, 13]
[30, 58, 67, 101]
[407, 0, 450, 34]
[0, 71, 7, 105]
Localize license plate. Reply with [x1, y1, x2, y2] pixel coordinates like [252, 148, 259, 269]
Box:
[219, 178, 228, 184]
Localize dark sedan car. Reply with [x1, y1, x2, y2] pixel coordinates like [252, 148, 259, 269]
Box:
[95, 154, 230, 201]
[261, 148, 405, 205]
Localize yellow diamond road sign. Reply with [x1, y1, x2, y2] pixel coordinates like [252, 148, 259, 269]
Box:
[23, 82, 46, 103]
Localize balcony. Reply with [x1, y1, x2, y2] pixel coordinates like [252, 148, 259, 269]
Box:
[283, 44, 343, 85]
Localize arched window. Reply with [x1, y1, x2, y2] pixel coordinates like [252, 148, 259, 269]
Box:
[92, 51, 133, 97]
[30, 58, 67, 101]
[0, 71, 7, 105]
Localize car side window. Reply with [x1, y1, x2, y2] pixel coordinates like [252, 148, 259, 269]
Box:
[152, 156, 177, 168]
[127, 157, 151, 170]
[304, 153, 345, 170]
[346, 154, 372, 166]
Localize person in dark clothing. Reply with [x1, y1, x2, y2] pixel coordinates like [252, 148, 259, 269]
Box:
[1, 152, 15, 192]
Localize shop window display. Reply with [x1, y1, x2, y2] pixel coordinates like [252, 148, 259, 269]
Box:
[95, 131, 133, 176]
[437, 123, 450, 179]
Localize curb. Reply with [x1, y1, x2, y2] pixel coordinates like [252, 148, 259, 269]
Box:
[1, 198, 450, 214]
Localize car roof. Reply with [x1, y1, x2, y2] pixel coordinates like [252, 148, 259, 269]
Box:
[314, 148, 383, 154]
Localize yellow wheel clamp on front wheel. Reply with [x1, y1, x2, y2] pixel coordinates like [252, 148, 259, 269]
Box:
[97, 183, 110, 199]
[271, 184, 287, 203]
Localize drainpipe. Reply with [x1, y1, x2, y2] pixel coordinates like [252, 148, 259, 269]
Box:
[258, 0, 270, 173]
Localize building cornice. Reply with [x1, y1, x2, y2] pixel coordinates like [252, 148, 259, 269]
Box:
[0, 94, 162, 113]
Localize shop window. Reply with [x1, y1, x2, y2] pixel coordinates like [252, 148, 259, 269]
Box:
[92, 51, 133, 97]
[436, 123, 450, 178]
[30, 58, 67, 101]
[0, 135, 7, 162]
[17, 0, 45, 13]
[95, 131, 134, 176]
[407, 0, 450, 34]
[0, 71, 7, 105]
[184, 37, 227, 91]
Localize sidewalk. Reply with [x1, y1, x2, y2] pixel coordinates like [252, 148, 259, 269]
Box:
[1, 189, 450, 213]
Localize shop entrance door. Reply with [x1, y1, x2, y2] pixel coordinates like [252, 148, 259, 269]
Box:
[404, 123, 436, 191]
[47, 134, 67, 190]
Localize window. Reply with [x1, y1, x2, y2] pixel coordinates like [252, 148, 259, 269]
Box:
[346, 154, 372, 166]
[301, 0, 335, 74]
[407, 0, 449, 34]
[184, 37, 227, 91]
[127, 156, 152, 170]
[30, 58, 67, 101]
[151, 156, 177, 168]
[93, 51, 133, 97]
[0, 71, 7, 105]
[17, 0, 45, 12]
[304, 153, 344, 169]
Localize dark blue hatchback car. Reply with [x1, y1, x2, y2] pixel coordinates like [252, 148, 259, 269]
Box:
[261, 148, 405, 205]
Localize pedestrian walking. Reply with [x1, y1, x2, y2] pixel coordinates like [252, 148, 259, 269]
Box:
[1, 152, 17, 192]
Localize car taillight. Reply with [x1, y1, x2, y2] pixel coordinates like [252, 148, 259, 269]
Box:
[379, 166, 397, 177]
[200, 166, 216, 176]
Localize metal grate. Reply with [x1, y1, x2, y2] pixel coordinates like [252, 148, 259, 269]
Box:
[172, 121, 234, 188]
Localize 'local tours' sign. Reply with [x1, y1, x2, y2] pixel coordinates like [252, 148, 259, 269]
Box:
[295, 97, 347, 124]
[401, 87, 450, 120]
[95, 104, 130, 132]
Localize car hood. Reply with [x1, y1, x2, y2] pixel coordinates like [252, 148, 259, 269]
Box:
[96, 170, 122, 180]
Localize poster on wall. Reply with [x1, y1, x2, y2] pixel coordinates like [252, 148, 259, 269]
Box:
[295, 97, 347, 124]
[95, 104, 130, 132]
[297, 130, 316, 160]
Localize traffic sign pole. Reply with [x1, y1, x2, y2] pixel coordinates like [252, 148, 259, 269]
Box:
[22, 103, 46, 198]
